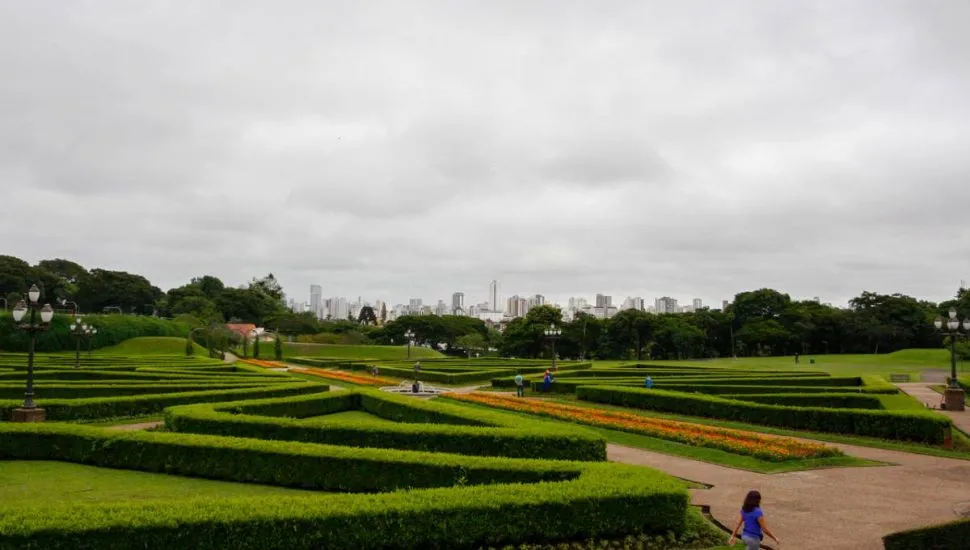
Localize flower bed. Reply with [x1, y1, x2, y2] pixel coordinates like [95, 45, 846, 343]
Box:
[293, 367, 394, 386]
[446, 392, 841, 462]
[239, 359, 287, 368]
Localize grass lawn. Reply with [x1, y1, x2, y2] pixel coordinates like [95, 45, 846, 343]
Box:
[300, 410, 401, 425]
[283, 343, 443, 360]
[441, 399, 876, 473]
[619, 348, 970, 380]
[0, 461, 316, 506]
[97, 336, 208, 355]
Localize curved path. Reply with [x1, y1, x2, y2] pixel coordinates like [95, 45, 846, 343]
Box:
[609, 441, 970, 550]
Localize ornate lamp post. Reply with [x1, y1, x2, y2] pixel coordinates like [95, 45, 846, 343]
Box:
[404, 329, 415, 360]
[11, 285, 54, 422]
[934, 308, 969, 411]
[69, 317, 89, 368]
[86, 326, 98, 356]
[544, 324, 562, 372]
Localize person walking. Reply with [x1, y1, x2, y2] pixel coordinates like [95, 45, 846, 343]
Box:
[514, 372, 525, 397]
[541, 370, 553, 393]
[728, 490, 779, 549]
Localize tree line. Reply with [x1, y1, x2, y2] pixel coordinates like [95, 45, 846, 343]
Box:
[2, 254, 967, 359]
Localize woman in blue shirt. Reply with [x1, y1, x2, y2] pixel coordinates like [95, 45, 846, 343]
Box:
[728, 490, 780, 549]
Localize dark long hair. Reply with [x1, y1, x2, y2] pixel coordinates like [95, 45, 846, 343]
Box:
[742, 490, 762, 513]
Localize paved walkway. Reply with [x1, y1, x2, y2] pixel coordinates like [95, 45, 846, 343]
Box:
[609, 442, 970, 550]
[896, 382, 970, 435]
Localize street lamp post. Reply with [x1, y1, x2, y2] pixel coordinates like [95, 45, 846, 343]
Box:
[544, 324, 562, 372]
[11, 285, 54, 422]
[934, 308, 969, 412]
[68, 317, 89, 368]
[404, 329, 415, 360]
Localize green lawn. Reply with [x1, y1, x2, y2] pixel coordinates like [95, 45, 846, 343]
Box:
[0, 461, 316, 506]
[284, 343, 444, 360]
[97, 337, 207, 356]
[621, 348, 967, 380]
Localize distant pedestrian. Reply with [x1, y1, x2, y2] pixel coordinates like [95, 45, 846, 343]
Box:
[514, 372, 525, 397]
[371, 365, 379, 377]
[794, 352, 800, 365]
[645, 376, 654, 389]
[541, 370, 553, 393]
[728, 490, 779, 549]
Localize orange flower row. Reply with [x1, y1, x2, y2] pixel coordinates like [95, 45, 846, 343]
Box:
[447, 392, 840, 462]
[239, 359, 287, 368]
[293, 367, 394, 386]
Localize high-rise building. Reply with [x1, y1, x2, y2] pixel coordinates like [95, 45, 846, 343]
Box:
[595, 294, 612, 308]
[528, 294, 545, 308]
[621, 297, 645, 311]
[436, 300, 449, 316]
[489, 280, 501, 312]
[722, 300, 729, 310]
[452, 292, 465, 314]
[506, 295, 529, 318]
[309, 285, 322, 318]
[655, 296, 678, 314]
[692, 298, 703, 311]
[328, 297, 350, 320]
[408, 298, 423, 313]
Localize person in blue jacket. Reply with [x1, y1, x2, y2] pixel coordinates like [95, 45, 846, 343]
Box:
[541, 370, 553, 392]
[644, 375, 654, 389]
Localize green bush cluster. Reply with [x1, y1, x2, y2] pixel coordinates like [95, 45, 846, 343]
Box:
[166, 389, 606, 461]
[0, 314, 191, 353]
[726, 392, 885, 409]
[577, 386, 951, 443]
[882, 517, 970, 550]
[1, 382, 328, 421]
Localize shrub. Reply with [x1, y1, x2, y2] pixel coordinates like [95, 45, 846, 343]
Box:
[726, 392, 885, 410]
[883, 517, 970, 550]
[0, 423, 688, 550]
[165, 389, 606, 461]
[576, 386, 952, 443]
[0, 314, 191, 353]
[0, 382, 329, 421]
[0, 383, 271, 399]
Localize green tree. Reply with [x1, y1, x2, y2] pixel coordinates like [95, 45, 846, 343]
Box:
[358, 305, 378, 326]
[274, 332, 283, 360]
[75, 269, 161, 314]
[253, 333, 261, 358]
[455, 333, 487, 358]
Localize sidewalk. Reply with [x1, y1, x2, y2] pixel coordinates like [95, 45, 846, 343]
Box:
[895, 382, 970, 435]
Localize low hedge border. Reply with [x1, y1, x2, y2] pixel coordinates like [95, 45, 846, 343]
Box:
[165, 389, 606, 461]
[0, 382, 329, 421]
[882, 517, 970, 550]
[576, 386, 952, 443]
[725, 392, 885, 410]
[533, 380, 896, 395]
[0, 383, 271, 399]
[0, 428, 687, 549]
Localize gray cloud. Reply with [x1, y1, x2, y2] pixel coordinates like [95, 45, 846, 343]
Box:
[2, 0, 969, 309]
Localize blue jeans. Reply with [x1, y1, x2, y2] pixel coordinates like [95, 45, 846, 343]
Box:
[742, 534, 761, 549]
[516, 385, 524, 397]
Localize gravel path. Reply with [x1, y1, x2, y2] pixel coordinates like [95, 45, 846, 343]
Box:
[105, 421, 165, 431]
[609, 441, 970, 550]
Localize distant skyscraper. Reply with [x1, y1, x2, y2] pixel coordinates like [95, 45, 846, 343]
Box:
[489, 280, 501, 312]
[595, 294, 612, 308]
[408, 298, 422, 313]
[655, 297, 678, 314]
[436, 299, 448, 316]
[621, 297, 645, 311]
[506, 295, 529, 318]
[692, 298, 703, 311]
[452, 292, 465, 314]
[528, 294, 545, 308]
[309, 285, 322, 318]
[722, 300, 729, 310]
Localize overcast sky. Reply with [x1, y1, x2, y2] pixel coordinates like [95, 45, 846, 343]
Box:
[2, 1, 969, 308]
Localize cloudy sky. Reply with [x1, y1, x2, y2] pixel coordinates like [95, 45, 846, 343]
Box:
[2, 1, 969, 309]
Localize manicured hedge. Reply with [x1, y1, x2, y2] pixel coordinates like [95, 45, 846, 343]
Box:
[726, 392, 885, 410]
[882, 518, 970, 550]
[0, 423, 581, 492]
[576, 386, 952, 443]
[0, 383, 269, 399]
[0, 459, 687, 549]
[0, 382, 329, 421]
[165, 389, 606, 461]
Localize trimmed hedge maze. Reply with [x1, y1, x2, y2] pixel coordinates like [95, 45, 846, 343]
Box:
[0, 387, 696, 548]
[289, 356, 593, 384]
[0, 354, 328, 421]
[166, 388, 604, 460]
